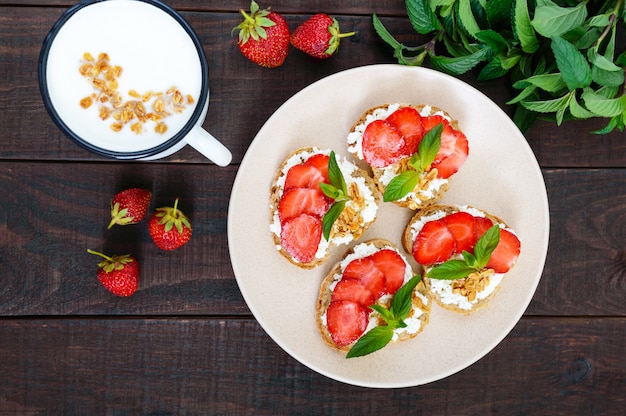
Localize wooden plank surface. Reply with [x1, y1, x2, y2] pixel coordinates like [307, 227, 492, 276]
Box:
[1, 0, 625, 413]
[0, 317, 624, 415]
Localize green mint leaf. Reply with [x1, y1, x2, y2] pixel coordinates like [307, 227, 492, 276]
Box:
[514, 0, 539, 53]
[346, 325, 394, 358]
[477, 57, 509, 81]
[428, 46, 491, 75]
[427, 260, 478, 280]
[458, 0, 481, 38]
[414, 122, 443, 171]
[520, 93, 572, 113]
[328, 151, 348, 195]
[383, 171, 421, 202]
[592, 114, 624, 134]
[372, 13, 403, 51]
[513, 73, 567, 93]
[485, 0, 513, 26]
[551, 36, 592, 90]
[461, 250, 478, 268]
[582, 89, 626, 117]
[319, 182, 342, 200]
[531, 1, 588, 38]
[473, 225, 501, 269]
[569, 95, 595, 119]
[390, 275, 422, 319]
[321, 200, 346, 241]
[406, 0, 441, 34]
[370, 304, 394, 324]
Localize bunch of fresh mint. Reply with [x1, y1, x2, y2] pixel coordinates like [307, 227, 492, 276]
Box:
[373, 0, 626, 133]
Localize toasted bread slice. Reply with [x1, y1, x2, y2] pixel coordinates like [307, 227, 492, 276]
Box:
[316, 239, 430, 352]
[269, 147, 381, 269]
[346, 103, 464, 210]
[403, 204, 520, 315]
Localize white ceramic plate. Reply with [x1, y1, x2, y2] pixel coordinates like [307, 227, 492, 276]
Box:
[228, 64, 549, 388]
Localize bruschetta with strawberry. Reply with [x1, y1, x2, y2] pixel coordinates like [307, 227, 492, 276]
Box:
[269, 147, 380, 268]
[403, 204, 521, 314]
[316, 239, 430, 357]
[347, 103, 469, 210]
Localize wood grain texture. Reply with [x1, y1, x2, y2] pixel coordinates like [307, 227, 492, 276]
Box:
[0, 317, 624, 415]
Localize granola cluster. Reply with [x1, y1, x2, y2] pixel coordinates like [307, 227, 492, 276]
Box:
[452, 268, 494, 302]
[78, 52, 194, 135]
[333, 182, 367, 239]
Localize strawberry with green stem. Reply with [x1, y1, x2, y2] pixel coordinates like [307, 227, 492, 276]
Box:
[233, 1, 290, 68]
[148, 198, 193, 251]
[291, 13, 356, 59]
[88, 249, 139, 297]
[107, 188, 151, 229]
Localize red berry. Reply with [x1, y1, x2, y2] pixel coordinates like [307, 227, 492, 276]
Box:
[326, 300, 369, 347]
[413, 219, 456, 265]
[280, 213, 322, 264]
[473, 216, 494, 240]
[442, 211, 477, 253]
[88, 249, 139, 297]
[277, 188, 330, 224]
[331, 279, 375, 307]
[304, 153, 330, 181]
[234, 1, 289, 68]
[290, 13, 355, 59]
[107, 188, 151, 229]
[148, 198, 192, 251]
[486, 228, 521, 273]
[369, 249, 407, 295]
[385, 107, 424, 155]
[432, 128, 469, 179]
[362, 119, 407, 168]
[342, 257, 386, 299]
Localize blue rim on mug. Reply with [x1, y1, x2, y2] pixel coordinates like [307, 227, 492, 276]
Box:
[38, 0, 210, 160]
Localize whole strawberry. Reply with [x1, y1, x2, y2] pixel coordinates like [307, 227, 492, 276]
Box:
[107, 188, 151, 229]
[290, 14, 355, 59]
[148, 198, 192, 250]
[88, 249, 139, 297]
[234, 1, 289, 68]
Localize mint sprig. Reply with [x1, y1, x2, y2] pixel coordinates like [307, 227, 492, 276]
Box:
[374, 0, 626, 134]
[383, 123, 443, 202]
[320, 151, 351, 240]
[346, 275, 422, 358]
[427, 225, 500, 280]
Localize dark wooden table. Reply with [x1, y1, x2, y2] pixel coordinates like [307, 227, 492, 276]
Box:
[1, 1, 625, 414]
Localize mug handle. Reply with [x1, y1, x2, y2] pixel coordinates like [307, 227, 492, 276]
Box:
[185, 126, 232, 167]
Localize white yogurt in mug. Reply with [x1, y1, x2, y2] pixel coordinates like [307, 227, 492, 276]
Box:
[40, 0, 211, 159]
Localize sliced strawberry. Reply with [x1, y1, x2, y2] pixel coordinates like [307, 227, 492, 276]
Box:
[284, 164, 327, 192]
[331, 279, 375, 307]
[278, 188, 329, 223]
[361, 119, 407, 168]
[385, 107, 424, 156]
[442, 212, 476, 254]
[370, 249, 406, 295]
[487, 228, 521, 273]
[413, 219, 456, 265]
[304, 153, 330, 182]
[326, 300, 369, 347]
[342, 257, 386, 299]
[473, 216, 494, 240]
[433, 123, 459, 164]
[432, 129, 469, 179]
[280, 214, 322, 264]
[421, 114, 450, 131]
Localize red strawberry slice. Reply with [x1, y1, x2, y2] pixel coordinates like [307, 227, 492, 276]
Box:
[331, 279, 375, 307]
[385, 107, 424, 155]
[362, 119, 407, 168]
[442, 211, 476, 253]
[432, 129, 469, 179]
[433, 123, 459, 164]
[278, 188, 329, 223]
[284, 164, 327, 192]
[487, 228, 521, 273]
[413, 219, 456, 265]
[280, 214, 322, 264]
[473, 216, 494, 239]
[370, 249, 406, 295]
[304, 153, 330, 181]
[326, 300, 369, 347]
[422, 114, 450, 131]
[342, 257, 386, 299]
